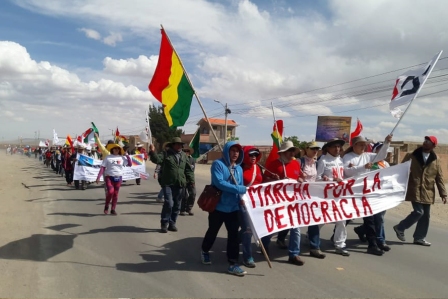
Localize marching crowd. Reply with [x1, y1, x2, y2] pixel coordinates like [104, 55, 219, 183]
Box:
[20, 133, 447, 277]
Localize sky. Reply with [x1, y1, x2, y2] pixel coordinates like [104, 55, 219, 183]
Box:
[1, 0, 448, 145]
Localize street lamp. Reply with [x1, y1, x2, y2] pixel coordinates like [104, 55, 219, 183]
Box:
[214, 100, 231, 143]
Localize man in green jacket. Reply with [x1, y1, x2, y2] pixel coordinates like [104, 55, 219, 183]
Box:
[149, 137, 195, 233]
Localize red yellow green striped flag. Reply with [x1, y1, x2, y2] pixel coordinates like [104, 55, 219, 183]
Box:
[148, 29, 194, 127]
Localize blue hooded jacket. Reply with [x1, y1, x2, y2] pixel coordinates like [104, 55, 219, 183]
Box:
[211, 141, 246, 213]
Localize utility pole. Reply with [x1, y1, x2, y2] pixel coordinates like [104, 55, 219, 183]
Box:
[214, 100, 231, 143]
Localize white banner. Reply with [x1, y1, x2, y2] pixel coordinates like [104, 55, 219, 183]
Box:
[242, 161, 411, 238]
[73, 154, 148, 181]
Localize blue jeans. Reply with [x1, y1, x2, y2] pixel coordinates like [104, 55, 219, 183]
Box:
[397, 202, 431, 240]
[376, 211, 386, 244]
[157, 189, 164, 199]
[308, 225, 321, 250]
[261, 227, 301, 258]
[161, 186, 184, 225]
[238, 207, 253, 261]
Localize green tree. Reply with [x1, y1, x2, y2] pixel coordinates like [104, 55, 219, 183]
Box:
[284, 136, 308, 149]
[148, 105, 183, 151]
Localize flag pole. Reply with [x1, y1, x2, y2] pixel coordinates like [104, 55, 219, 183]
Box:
[146, 110, 153, 145]
[271, 102, 280, 140]
[160, 24, 272, 268]
[390, 50, 443, 134]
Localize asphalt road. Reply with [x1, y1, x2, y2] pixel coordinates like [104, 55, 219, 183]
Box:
[1, 157, 448, 298]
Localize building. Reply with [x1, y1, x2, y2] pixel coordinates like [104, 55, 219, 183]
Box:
[181, 118, 238, 160]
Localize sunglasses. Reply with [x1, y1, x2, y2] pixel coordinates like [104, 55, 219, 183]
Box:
[249, 153, 259, 157]
[286, 148, 296, 153]
[308, 147, 320, 151]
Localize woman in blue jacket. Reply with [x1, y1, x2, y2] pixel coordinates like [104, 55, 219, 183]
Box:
[200, 141, 248, 276]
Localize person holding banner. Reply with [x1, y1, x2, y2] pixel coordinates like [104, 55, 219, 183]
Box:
[240, 146, 263, 268]
[262, 141, 305, 266]
[343, 134, 393, 256]
[96, 143, 131, 215]
[393, 136, 447, 246]
[300, 141, 326, 259]
[316, 138, 349, 256]
[200, 141, 248, 276]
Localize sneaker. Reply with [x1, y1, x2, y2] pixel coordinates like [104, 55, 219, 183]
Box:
[168, 224, 178, 232]
[104, 205, 109, 215]
[243, 257, 256, 268]
[367, 246, 384, 256]
[156, 198, 164, 203]
[201, 251, 211, 265]
[227, 264, 247, 276]
[354, 226, 367, 242]
[310, 249, 326, 259]
[393, 225, 406, 242]
[413, 239, 431, 246]
[187, 210, 194, 216]
[335, 247, 350, 256]
[160, 224, 168, 233]
[110, 210, 117, 215]
[179, 211, 188, 216]
[276, 239, 287, 249]
[288, 255, 305, 266]
[378, 243, 391, 252]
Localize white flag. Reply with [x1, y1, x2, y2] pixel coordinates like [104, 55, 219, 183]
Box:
[390, 51, 442, 118]
[53, 129, 59, 145]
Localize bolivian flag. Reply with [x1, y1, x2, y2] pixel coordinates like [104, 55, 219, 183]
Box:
[265, 120, 284, 168]
[149, 29, 194, 127]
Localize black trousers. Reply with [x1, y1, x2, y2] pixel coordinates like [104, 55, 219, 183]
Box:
[201, 210, 240, 265]
[136, 178, 141, 185]
[181, 184, 197, 212]
[65, 170, 73, 184]
[363, 215, 379, 247]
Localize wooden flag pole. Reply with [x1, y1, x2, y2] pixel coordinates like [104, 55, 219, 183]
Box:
[160, 24, 272, 268]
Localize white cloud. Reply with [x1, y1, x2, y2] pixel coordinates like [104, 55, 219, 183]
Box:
[103, 55, 158, 77]
[0, 41, 154, 139]
[79, 28, 101, 40]
[6, 0, 448, 143]
[102, 32, 123, 46]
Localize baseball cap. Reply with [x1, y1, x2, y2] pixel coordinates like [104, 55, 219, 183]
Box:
[425, 136, 438, 146]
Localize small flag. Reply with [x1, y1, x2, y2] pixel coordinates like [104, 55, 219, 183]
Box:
[66, 135, 74, 151]
[390, 51, 442, 118]
[189, 128, 200, 159]
[148, 28, 195, 127]
[115, 127, 120, 143]
[53, 129, 59, 145]
[349, 118, 363, 145]
[265, 120, 284, 167]
[82, 122, 99, 144]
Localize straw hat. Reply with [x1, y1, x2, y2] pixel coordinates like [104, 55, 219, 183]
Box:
[325, 138, 345, 148]
[351, 135, 367, 145]
[106, 143, 124, 155]
[182, 146, 194, 155]
[76, 143, 86, 149]
[306, 141, 321, 149]
[277, 141, 299, 154]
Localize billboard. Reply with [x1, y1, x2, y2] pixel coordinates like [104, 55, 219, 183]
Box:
[315, 116, 351, 142]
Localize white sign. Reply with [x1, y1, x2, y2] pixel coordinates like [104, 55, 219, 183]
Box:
[73, 154, 148, 181]
[242, 161, 410, 238]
